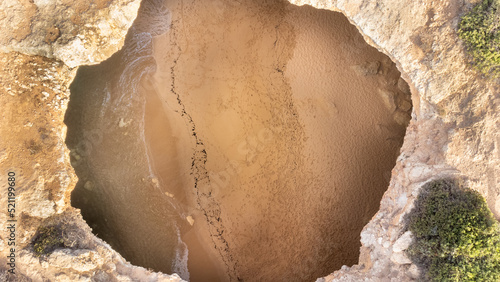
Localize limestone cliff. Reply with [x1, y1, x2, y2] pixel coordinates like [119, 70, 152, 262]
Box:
[0, 0, 181, 281]
[0, 0, 141, 68]
[0, 0, 498, 281]
[286, 0, 499, 280]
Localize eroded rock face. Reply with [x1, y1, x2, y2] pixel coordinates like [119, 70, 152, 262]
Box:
[0, 0, 498, 281]
[64, 1, 411, 280]
[0, 0, 142, 67]
[286, 0, 499, 281]
[0, 51, 182, 281]
[0, 1, 181, 281]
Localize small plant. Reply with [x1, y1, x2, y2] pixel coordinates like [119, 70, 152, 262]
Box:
[32, 226, 65, 257]
[458, 0, 500, 77]
[406, 179, 500, 281]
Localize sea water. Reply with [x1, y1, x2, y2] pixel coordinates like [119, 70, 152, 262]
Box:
[65, 0, 191, 279]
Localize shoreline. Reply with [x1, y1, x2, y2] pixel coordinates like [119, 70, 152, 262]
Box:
[141, 61, 230, 281]
[136, 0, 411, 280]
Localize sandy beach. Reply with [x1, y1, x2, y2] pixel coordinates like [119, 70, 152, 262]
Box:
[66, 0, 411, 281]
[142, 0, 411, 280]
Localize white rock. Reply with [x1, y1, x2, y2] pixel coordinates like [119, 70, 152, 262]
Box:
[186, 216, 195, 226]
[390, 251, 412, 265]
[393, 231, 413, 253]
[48, 250, 104, 272]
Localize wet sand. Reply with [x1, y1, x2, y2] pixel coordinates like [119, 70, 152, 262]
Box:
[67, 0, 411, 281]
[143, 0, 410, 281]
[143, 75, 227, 281]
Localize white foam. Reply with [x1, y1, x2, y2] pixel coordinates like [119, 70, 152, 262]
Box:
[135, 0, 171, 36]
[172, 227, 190, 281]
[101, 2, 190, 277]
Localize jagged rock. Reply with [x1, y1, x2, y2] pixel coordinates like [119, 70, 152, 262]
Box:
[287, 0, 499, 280]
[390, 251, 412, 265]
[392, 231, 413, 253]
[0, 2, 182, 281]
[45, 250, 104, 272]
[0, 0, 498, 281]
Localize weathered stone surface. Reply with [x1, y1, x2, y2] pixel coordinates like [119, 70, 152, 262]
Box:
[0, 2, 181, 281]
[0, 0, 142, 67]
[0, 0, 498, 281]
[390, 251, 412, 265]
[287, 0, 499, 281]
[392, 231, 413, 253]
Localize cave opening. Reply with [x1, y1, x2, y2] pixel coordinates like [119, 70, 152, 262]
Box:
[64, 0, 412, 281]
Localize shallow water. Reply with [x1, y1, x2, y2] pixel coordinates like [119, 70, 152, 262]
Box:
[65, 0, 411, 281]
[65, 3, 190, 278]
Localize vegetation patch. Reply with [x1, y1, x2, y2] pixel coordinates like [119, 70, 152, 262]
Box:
[458, 0, 500, 77]
[406, 179, 500, 281]
[32, 225, 66, 257]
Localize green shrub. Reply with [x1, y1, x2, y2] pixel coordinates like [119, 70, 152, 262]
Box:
[32, 226, 65, 257]
[406, 179, 500, 281]
[458, 0, 500, 77]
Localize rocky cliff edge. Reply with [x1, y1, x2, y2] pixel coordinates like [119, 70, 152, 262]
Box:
[0, 0, 499, 281]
